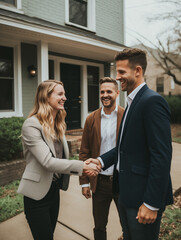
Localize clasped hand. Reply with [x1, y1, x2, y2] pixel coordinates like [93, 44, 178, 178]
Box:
[83, 158, 102, 177]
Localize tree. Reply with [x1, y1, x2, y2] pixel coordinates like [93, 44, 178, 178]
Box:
[145, 0, 181, 85]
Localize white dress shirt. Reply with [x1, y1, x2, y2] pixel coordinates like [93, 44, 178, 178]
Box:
[99, 106, 118, 176]
[99, 83, 159, 211]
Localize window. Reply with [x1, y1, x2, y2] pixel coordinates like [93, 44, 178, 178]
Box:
[87, 66, 99, 111]
[0, 0, 15, 5]
[0, 0, 22, 10]
[0, 46, 14, 111]
[69, 0, 87, 27]
[49, 60, 54, 80]
[171, 78, 175, 89]
[65, 0, 95, 31]
[156, 77, 164, 93]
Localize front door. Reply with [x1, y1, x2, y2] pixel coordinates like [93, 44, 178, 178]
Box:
[60, 63, 81, 130]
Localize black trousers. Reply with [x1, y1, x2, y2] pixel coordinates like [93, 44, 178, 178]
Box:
[118, 201, 164, 240]
[24, 181, 60, 240]
[92, 174, 120, 240]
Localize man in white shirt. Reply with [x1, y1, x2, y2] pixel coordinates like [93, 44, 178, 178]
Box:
[79, 77, 124, 240]
[89, 48, 173, 240]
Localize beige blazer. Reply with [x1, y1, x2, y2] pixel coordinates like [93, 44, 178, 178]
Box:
[18, 116, 83, 200]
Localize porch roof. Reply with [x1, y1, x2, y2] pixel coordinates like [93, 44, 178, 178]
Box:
[0, 9, 126, 62]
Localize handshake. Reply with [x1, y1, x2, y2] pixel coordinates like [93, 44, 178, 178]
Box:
[83, 158, 102, 176]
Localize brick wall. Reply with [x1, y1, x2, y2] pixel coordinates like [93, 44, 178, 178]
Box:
[0, 159, 26, 186]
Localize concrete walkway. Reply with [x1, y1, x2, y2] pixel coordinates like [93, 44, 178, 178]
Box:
[0, 142, 180, 240]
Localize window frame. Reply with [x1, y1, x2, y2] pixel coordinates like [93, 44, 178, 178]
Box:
[65, 0, 96, 32]
[0, 0, 23, 14]
[156, 77, 164, 94]
[0, 41, 23, 118]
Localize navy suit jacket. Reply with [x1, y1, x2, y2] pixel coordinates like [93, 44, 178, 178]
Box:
[100, 85, 173, 209]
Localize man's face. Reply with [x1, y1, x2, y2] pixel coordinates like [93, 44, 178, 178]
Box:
[116, 59, 137, 95]
[100, 82, 119, 108]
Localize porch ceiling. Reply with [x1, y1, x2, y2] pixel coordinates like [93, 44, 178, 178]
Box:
[0, 21, 124, 62]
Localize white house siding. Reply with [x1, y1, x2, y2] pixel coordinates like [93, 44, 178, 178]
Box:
[21, 43, 38, 117]
[96, 0, 124, 44]
[22, 0, 124, 44]
[22, 0, 65, 26]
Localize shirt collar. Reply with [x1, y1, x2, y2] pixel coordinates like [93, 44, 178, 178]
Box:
[101, 105, 118, 116]
[127, 82, 146, 104]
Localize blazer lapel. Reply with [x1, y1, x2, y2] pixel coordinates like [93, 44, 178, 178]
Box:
[94, 108, 101, 150]
[121, 84, 148, 141]
[62, 135, 69, 159]
[116, 105, 128, 147]
[41, 130, 56, 157]
[116, 106, 124, 140]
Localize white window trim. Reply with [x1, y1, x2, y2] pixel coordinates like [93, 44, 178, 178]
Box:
[65, 0, 96, 32]
[48, 55, 103, 127]
[171, 78, 175, 90]
[0, 0, 23, 14]
[0, 40, 23, 118]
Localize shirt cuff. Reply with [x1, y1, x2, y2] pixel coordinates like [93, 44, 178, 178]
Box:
[143, 202, 159, 211]
[81, 184, 90, 188]
[97, 157, 104, 168]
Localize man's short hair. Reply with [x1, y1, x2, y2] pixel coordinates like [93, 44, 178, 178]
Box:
[115, 48, 147, 75]
[99, 77, 118, 90]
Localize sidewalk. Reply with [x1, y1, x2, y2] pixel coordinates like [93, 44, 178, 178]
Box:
[0, 142, 180, 240]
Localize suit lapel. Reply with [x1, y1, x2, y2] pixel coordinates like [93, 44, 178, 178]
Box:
[121, 84, 148, 141]
[116, 105, 128, 147]
[116, 106, 124, 140]
[94, 108, 101, 151]
[62, 135, 69, 159]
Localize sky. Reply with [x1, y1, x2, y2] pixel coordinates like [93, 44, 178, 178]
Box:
[125, 0, 174, 47]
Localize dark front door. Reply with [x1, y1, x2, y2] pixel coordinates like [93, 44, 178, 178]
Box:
[60, 63, 81, 130]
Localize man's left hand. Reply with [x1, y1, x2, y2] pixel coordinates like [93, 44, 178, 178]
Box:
[136, 204, 158, 224]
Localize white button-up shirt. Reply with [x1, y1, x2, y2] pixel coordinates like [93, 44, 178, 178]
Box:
[100, 105, 118, 176]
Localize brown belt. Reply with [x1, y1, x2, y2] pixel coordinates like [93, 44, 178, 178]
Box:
[98, 174, 113, 181]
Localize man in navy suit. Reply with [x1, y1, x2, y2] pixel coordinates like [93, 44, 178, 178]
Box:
[88, 48, 173, 240]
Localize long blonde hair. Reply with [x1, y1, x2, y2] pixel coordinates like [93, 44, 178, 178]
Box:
[29, 80, 66, 140]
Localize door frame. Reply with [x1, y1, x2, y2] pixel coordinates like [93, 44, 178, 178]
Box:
[49, 55, 104, 128]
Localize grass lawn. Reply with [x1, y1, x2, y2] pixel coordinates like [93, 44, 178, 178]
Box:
[159, 188, 181, 240]
[171, 124, 181, 144]
[0, 180, 23, 222]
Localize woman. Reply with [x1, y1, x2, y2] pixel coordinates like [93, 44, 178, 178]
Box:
[18, 80, 99, 240]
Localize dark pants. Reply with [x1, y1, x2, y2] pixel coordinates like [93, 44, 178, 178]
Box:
[92, 174, 120, 240]
[118, 201, 164, 240]
[24, 181, 60, 240]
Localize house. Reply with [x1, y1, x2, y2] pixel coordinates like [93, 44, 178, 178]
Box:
[0, 0, 125, 129]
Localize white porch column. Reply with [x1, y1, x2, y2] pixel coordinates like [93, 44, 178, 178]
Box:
[37, 41, 48, 83]
[14, 43, 23, 116]
[81, 64, 88, 127]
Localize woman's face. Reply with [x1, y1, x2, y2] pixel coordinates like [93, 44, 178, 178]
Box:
[48, 84, 66, 112]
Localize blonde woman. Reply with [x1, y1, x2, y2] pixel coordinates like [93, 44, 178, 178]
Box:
[18, 80, 99, 240]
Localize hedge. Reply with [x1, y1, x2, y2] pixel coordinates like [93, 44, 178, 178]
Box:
[164, 95, 181, 123]
[0, 117, 25, 161]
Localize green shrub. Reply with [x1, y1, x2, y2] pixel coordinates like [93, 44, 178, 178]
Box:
[0, 117, 25, 161]
[164, 95, 181, 123]
[0, 180, 23, 222]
